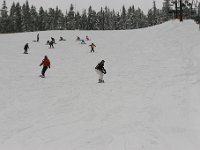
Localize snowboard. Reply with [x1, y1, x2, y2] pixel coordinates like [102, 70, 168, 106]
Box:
[39, 75, 45, 78]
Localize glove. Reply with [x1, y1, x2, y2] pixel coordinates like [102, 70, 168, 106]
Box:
[102, 69, 106, 74]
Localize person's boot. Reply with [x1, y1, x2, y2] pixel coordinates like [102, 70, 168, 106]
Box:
[98, 79, 102, 83]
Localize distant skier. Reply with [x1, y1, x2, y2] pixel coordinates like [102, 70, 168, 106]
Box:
[24, 43, 29, 54]
[86, 35, 90, 41]
[37, 33, 39, 42]
[76, 36, 80, 41]
[59, 36, 66, 41]
[89, 43, 96, 52]
[81, 39, 86, 44]
[95, 60, 106, 83]
[49, 40, 54, 48]
[39, 55, 51, 78]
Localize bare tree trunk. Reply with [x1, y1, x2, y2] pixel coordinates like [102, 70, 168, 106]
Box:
[180, 0, 183, 21]
[175, 0, 178, 18]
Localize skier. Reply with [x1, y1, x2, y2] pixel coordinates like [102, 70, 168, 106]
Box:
[86, 35, 90, 41]
[95, 60, 106, 83]
[59, 37, 66, 41]
[49, 40, 54, 48]
[37, 33, 39, 42]
[89, 43, 96, 52]
[59, 37, 63, 41]
[76, 36, 80, 41]
[81, 39, 86, 44]
[24, 43, 29, 54]
[39, 55, 51, 78]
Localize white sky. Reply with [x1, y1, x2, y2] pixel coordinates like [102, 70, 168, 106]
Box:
[4, 0, 164, 14]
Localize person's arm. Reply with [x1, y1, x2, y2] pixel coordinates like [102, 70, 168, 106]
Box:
[39, 60, 43, 66]
[48, 60, 51, 68]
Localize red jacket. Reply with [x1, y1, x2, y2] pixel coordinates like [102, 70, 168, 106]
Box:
[40, 56, 50, 68]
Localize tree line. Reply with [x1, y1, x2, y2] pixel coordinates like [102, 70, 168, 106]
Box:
[0, 0, 198, 33]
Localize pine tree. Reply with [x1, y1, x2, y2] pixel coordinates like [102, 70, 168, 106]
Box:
[80, 9, 87, 30]
[47, 8, 55, 30]
[120, 5, 127, 29]
[0, 0, 9, 33]
[8, 2, 16, 32]
[15, 2, 22, 32]
[162, 0, 172, 21]
[114, 12, 121, 30]
[153, 1, 157, 25]
[104, 6, 112, 30]
[66, 4, 75, 30]
[38, 7, 45, 31]
[74, 11, 81, 29]
[135, 8, 146, 28]
[30, 5, 38, 31]
[21, 0, 31, 31]
[197, 3, 200, 23]
[126, 5, 136, 29]
[87, 6, 97, 30]
[96, 7, 105, 30]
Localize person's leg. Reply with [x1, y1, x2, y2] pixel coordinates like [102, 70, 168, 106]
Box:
[96, 69, 103, 83]
[42, 66, 48, 77]
[99, 72, 104, 82]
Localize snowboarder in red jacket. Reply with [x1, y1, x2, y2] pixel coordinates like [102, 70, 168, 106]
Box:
[39, 55, 50, 78]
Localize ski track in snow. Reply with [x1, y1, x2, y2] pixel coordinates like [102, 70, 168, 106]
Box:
[0, 20, 200, 150]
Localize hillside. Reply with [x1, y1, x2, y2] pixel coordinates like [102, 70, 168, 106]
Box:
[0, 20, 200, 150]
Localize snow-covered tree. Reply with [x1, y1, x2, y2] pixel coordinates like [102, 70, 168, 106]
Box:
[66, 4, 75, 30]
[15, 2, 22, 32]
[21, 1, 31, 31]
[0, 0, 9, 32]
[38, 7, 45, 31]
[87, 6, 97, 30]
[30, 5, 38, 31]
[162, 0, 172, 21]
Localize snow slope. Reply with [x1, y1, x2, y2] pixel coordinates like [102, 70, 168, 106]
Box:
[0, 19, 200, 150]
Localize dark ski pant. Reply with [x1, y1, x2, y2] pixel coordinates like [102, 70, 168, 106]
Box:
[24, 48, 28, 53]
[49, 44, 54, 48]
[91, 48, 94, 52]
[41, 66, 48, 76]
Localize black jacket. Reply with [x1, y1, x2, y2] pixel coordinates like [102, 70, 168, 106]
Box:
[95, 62, 106, 74]
[24, 44, 29, 50]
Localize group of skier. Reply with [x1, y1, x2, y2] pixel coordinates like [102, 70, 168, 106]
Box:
[23, 33, 106, 83]
[77, 35, 96, 53]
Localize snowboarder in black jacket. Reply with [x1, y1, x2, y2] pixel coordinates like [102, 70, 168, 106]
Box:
[24, 43, 29, 54]
[95, 60, 106, 83]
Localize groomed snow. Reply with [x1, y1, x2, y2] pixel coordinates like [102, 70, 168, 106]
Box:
[0, 19, 200, 150]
